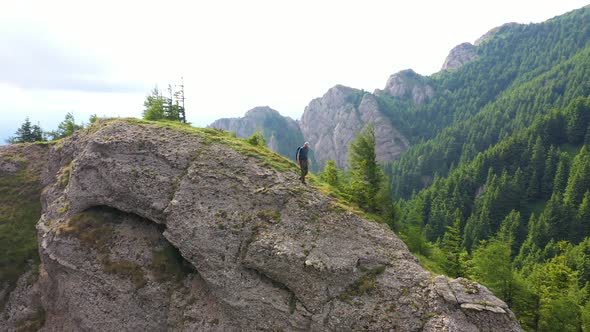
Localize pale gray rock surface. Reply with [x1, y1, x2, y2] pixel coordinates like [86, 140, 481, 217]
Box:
[299, 85, 409, 169]
[28, 119, 521, 331]
[380, 69, 434, 104]
[441, 42, 479, 71]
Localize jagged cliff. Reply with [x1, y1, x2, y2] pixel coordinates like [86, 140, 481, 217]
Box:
[441, 43, 478, 71]
[299, 85, 409, 170]
[0, 119, 521, 331]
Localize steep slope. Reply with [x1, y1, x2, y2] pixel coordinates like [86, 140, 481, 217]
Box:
[386, 6, 590, 198]
[3, 119, 522, 331]
[299, 85, 409, 170]
[209, 106, 304, 159]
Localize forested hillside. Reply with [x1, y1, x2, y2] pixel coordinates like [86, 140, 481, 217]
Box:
[380, 7, 590, 199]
[379, 6, 590, 331]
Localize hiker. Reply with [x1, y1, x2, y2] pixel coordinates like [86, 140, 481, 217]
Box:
[296, 142, 310, 184]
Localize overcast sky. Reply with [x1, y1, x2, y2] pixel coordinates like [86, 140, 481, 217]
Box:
[1, 0, 588, 143]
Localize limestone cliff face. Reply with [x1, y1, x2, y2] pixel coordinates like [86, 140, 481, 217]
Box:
[441, 42, 479, 71]
[379, 69, 434, 104]
[299, 85, 409, 169]
[209, 106, 304, 159]
[1, 120, 522, 331]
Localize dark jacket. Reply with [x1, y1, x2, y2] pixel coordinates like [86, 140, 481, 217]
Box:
[297, 146, 308, 162]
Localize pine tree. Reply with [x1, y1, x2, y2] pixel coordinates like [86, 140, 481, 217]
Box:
[527, 136, 545, 199]
[348, 124, 383, 212]
[577, 192, 590, 241]
[7, 117, 44, 143]
[143, 87, 166, 121]
[566, 96, 590, 144]
[441, 216, 464, 277]
[541, 146, 559, 198]
[319, 160, 341, 188]
[469, 237, 515, 306]
[564, 146, 590, 207]
[553, 157, 570, 194]
[47, 113, 83, 140]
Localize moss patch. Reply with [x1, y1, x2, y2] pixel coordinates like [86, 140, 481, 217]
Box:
[339, 266, 387, 302]
[257, 210, 282, 224]
[57, 163, 72, 187]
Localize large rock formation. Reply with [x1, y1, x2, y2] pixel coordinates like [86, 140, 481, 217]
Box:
[441, 42, 479, 71]
[0, 119, 522, 331]
[379, 69, 434, 104]
[209, 106, 304, 159]
[299, 85, 409, 169]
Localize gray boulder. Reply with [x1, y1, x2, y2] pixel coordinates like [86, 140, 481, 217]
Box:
[31, 119, 522, 331]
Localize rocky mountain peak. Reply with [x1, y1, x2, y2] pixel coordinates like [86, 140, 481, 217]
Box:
[381, 69, 434, 104]
[300, 85, 410, 169]
[244, 105, 280, 117]
[441, 42, 478, 71]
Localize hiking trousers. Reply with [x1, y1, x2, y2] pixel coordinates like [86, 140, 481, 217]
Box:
[299, 160, 308, 181]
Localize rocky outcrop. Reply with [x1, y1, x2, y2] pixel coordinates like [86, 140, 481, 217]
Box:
[379, 69, 434, 104]
[441, 42, 479, 71]
[27, 119, 520, 331]
[299, 85, 409, 169]
[209, 106, 304, 159]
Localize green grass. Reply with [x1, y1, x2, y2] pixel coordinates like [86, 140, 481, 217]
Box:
[414, 253, 446, 276]
[0, 165, 42, 306]
[339, 266, 386, 301]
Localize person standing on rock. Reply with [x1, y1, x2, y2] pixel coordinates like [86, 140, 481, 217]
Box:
[296, 142, 310, 184]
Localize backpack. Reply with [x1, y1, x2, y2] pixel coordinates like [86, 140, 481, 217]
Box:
[295, 146, 302, 161]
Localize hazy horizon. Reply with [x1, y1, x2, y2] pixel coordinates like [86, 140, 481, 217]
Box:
[1, 0, 588, 143]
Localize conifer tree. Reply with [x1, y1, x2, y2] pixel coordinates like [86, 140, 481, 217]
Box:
[441, 216, 464, 277]
[553, 157, 570, 194]
[348, 124, 383, 212]
[7, 117, 44, 143]
[564, 146, 590, 207]
[541, 146, 559, 198]
[576, 191, 590, 241]
[319, 160, 341, 188]
[47, 113, 83, 140]
[527, 136, 545, 199]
